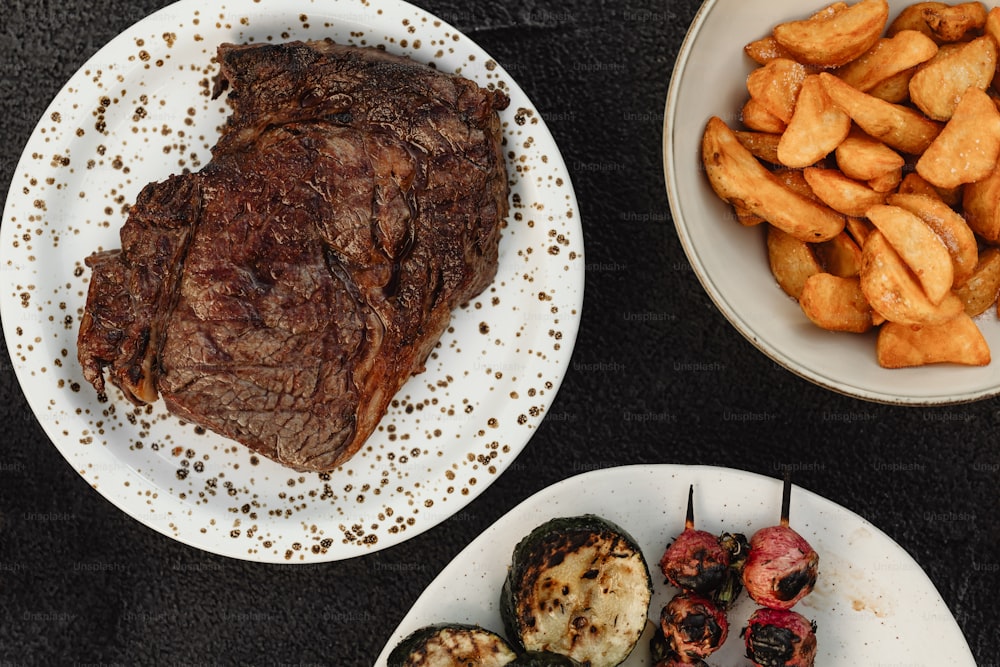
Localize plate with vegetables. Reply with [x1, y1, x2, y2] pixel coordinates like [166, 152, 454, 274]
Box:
[375, 464, 975, 666]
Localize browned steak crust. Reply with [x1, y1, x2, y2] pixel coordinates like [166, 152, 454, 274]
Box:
[77, 40, 510, 472]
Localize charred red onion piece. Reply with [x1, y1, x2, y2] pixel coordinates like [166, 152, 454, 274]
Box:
[742, 474, 819, 610]
[659, 592, 729, 662]
[742, 607, 818, 667]
[659, 485, 730, 595]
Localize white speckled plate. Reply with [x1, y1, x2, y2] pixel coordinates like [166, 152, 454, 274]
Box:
[665, 0, 1000, 405]
[0, 0, 583, 562]
[377, 464, 976, 666]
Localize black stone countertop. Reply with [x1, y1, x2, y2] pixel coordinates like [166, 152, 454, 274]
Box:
[1, 0, 997, 664]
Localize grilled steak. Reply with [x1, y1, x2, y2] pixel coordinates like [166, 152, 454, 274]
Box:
[77, 40, 510, 472]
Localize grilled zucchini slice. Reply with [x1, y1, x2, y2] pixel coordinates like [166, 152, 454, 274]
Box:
[387, 623, 518, 667]
[500, 515, 653, 667]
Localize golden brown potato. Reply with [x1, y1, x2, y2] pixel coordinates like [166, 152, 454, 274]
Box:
[860, 229, 964, 325]
[803, 166, 887, 217]
[799, 273, 874, 332]
[772, 0, 890, 68]
[955, 247, 1000, 316]
[767, 225, 824, 299]
[734, 131, 783, 164]
[888, 1, 988, 44]
[744, 36, 797, 65]
[963, 164, 1000, 243]
[741, 98, 788, 133]
[865, 204, 954, 304]
[877, 313, 990, 368]
[909, 35, 997, 121]
[747, 58, 809, 124]
[702, 116, 846, 242]
[886, 192, 979, 287]
[819, 72, 942, 154]
[778, 75, 852, 168]
[834, 128, 906, 181]
[835, 30, 939, 92]
[817, 231, 865, 278]
[916, 87, 1000, 189]
[866, 67, 917, 102]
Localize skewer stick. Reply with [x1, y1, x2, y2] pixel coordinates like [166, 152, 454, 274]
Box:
[685, 484, 695, 530]
[780, 470, 792, 528]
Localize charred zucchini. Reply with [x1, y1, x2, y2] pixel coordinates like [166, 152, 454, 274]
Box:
[387, 623, 518, 667]
[508, 651, 582, 665]
[500, 515, 653, 667]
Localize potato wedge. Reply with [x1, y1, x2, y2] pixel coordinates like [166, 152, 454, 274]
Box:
[877, 313, 990, 368]
[819, 72, 941, 154]
[746, 58, 809, 124]
[778, 75, 852, 168]
[767, 225, 824, 299]
[772, 0, 889, 68]
[865, 204, 954, 304]
[846, 216, 875, 247]
[866, 67, 916, 103]
[734, 131, 783, 164]
[702, 116, 845, 242]
[923, 1, 989, 43]
[836, 30, 939, 93]
[835, 128, 906, 181]
[817, 231, 865, 278]
[744, 36, 797, 65]
[909, 35, 998, 121]
[916, 86, 1000, 189]
[886, 192, 979, 287]
[955, 247, 1000, 316]
[963, 162, 1000, 242]
[741, 97, 788, 133]
[803, 166, 887, 217]
[799, 273, 874, 332]
[860, 229, 964, 325]
[888, 1, 988, 44]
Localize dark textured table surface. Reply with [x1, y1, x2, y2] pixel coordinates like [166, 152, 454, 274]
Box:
[1, 0, 998, 665]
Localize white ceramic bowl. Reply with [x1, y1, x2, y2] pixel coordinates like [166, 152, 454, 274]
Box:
[664, 0, 1000, 405]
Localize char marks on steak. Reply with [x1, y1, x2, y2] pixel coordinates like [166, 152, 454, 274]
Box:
[77, 40, 510, 472]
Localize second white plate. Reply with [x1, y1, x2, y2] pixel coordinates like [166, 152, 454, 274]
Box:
[377, 464, 975, 666]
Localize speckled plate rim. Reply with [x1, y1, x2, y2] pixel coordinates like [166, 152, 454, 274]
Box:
[0, 0, 584, 562]
[663, 0, 1000, 407]
[376, 463, 976, 666]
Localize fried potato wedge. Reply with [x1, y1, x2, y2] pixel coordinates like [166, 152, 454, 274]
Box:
[747, 58, 809, 124]
[767, 225, 824, 299]
[909, 35, 997, 121]
[836, 30, 939, 92]
[916, 86, 1000, 189]
[799, 273, 874, 332]
[866, 67, 916, 103]
[741, 97, 788, 133]
[803, 166, 887, 217]
[835, 128, 906, 181]
[773, 0, 890, 68]
[744, 36, 797, 65]
[963, 162, 1000, 242]
[817, 231, 865, 278]
[702, 116, 846, 242]
[866, 204, 954, 304]
[860, 229, 964, 324]
[955, 247, 1000, 316]
[846, 216, 875, 247]
[923, 1, 988, 43]
[886, 192, 979, 287]
[877, 313, 990, 368]
[819, 72, 941, 154]
[888, 1, 988, 43]
[778, 75, 852, 168]
[734, 131, 783, 164]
